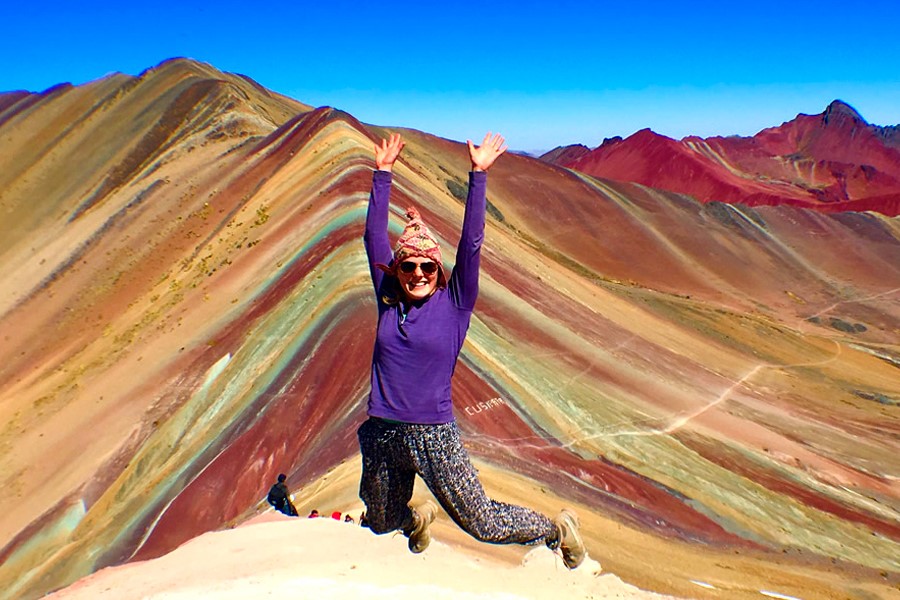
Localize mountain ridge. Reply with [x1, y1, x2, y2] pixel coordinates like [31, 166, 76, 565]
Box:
[544, 99, 900, 215]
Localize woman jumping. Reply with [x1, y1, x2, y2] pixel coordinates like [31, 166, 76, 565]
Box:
[357, 132, 585, 569]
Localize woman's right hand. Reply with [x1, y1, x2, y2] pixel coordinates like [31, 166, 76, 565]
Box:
[375, 133, 405, 172]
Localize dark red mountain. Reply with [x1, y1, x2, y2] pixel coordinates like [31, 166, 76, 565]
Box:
[538, 143, 591, 164]
[544, 101, 900, 216]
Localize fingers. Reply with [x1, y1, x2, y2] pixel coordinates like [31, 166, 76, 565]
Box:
[390, 135, 405, 157]
[375, 133, 405, 165]
[388, 132, 404, 150]
[490, 133, 507, 154]
[477, 132, 507, 154]
[376, 133, 404, 149]
[491, 134, 508, 155]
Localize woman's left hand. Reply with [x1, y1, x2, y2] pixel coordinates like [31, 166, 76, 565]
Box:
[468, 132, 508, 172]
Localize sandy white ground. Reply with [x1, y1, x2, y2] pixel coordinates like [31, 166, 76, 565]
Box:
[47, 511, 679, 600]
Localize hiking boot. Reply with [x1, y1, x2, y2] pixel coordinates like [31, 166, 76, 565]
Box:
[406, 501, 437, 554]
[554, 509, 585, 569]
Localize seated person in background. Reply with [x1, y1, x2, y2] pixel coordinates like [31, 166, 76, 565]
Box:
[266, 474, 299, 516]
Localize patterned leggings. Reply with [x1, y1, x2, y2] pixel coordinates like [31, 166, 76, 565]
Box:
[357, 417, 558, 547]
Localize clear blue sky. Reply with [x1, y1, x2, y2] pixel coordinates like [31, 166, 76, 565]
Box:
[3, 0, 899, 152]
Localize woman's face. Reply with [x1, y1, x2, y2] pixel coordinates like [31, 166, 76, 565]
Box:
[397, 257, 439, 301]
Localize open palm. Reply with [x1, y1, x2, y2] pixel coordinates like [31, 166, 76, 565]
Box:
[467, 132, 508, 172]
[375, 133, 405, 171]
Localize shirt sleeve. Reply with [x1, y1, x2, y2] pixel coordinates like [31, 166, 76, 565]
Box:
[364, 170, 395, 293]
[449, 171, 487, 310]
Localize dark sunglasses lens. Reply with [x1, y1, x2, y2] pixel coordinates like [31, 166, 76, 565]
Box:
[400, 261, 438, 274]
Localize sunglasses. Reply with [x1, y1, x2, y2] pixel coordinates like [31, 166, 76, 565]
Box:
[399, 261, 438, 274]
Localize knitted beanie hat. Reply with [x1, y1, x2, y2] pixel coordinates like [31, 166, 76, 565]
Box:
[395, 207, 442, 265]
[376, 207, 447, 289]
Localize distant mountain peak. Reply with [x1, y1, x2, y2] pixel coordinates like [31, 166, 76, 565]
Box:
[538, 143, 591, 165]
[822, 99, 866, 126]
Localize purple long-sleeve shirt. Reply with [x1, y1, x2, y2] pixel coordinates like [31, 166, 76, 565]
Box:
[364, 169, 487, 424]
